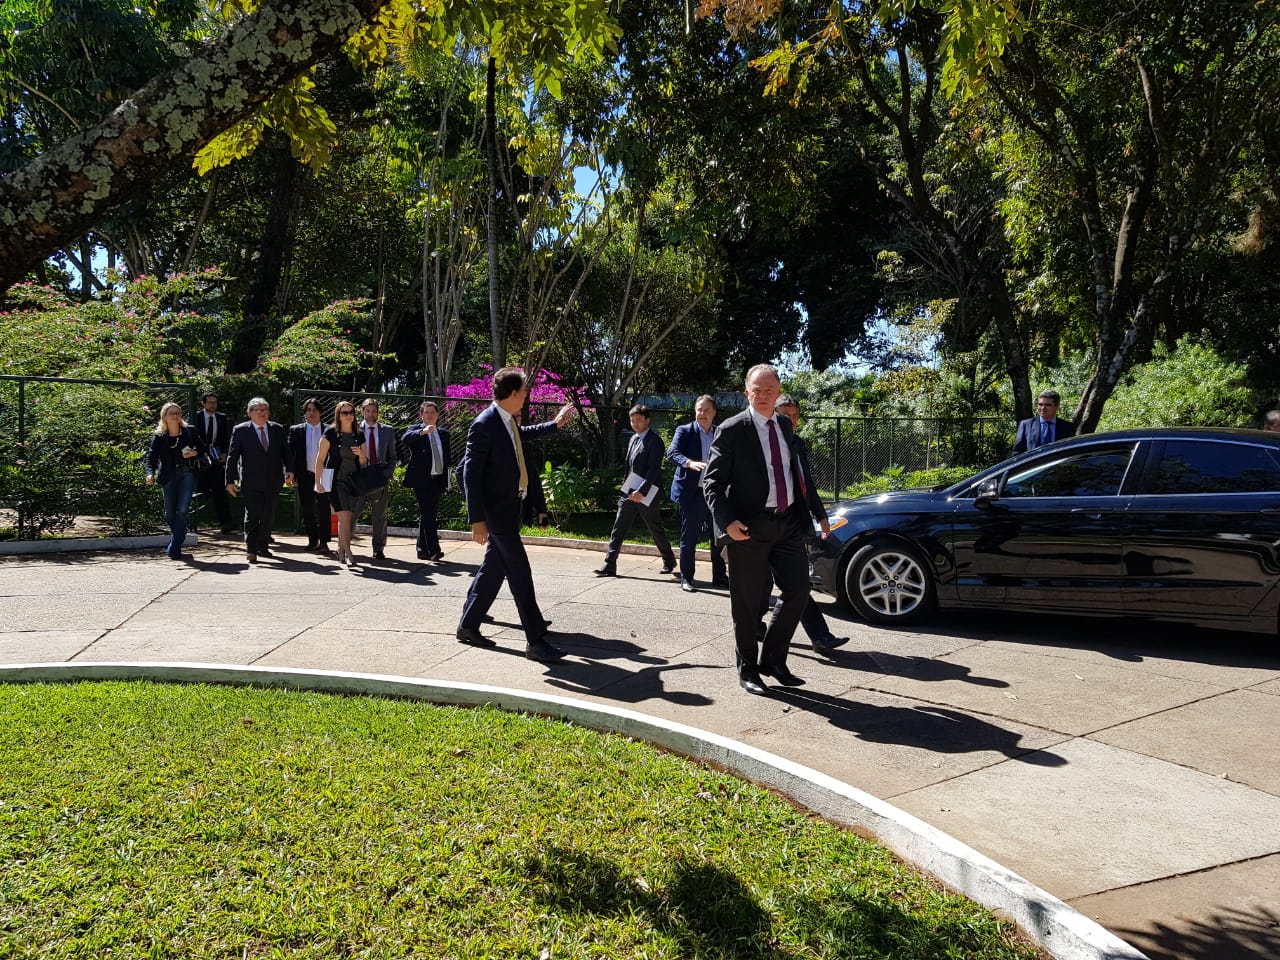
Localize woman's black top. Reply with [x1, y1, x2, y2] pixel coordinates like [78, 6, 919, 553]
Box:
[144, 426, 207, 485]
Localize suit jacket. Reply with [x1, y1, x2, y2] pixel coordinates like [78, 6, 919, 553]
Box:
[624, 429, 666, 500]
[1012, 416, 1077, 454]
[402, 424, 452, 492]
[195, 409, 230, 460]
[225, 420, 289, 491]
[462, 404, 558, 535]
[360, 421, 399, 484]
[287, 421, 327, 477]
[667, 421, 716, 505]
[702, 409, 827, 544]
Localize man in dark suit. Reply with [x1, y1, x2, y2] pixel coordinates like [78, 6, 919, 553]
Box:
[402, 400, 451, 561]
[773, 394, 847, 655]
[702, 364, 830, 695]
[666, 394, 726, 592]
[195, 391, 234, 532]
[225, 396, 293, 563]
[288, 397, 331, 552]
[352, 397, 398, 561]
[594, 404, 677, 578]
[1012, 390, 1077, 454]
[457, 368, 574, 661]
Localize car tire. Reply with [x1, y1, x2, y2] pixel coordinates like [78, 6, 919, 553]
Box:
[843, 539, 937, 625]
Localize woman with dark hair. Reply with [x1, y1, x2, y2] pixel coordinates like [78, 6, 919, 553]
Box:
[314, 400, 367, 566]
[144, 401, 208, 560]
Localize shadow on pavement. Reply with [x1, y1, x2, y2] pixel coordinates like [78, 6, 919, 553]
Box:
[811, 648, 1010, 687]
[771, 686, 1067, 764]
[1117, 904, 1280, 960]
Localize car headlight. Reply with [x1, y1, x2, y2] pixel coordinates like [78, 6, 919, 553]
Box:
[827, 516, 848, 532]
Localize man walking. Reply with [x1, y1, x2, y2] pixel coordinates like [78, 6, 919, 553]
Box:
[594, 404, 678, 578]
[225, 397, 292, 563]
[352, 398, 397, 561]
[195, 391, 234, 532]
[702, 365, 830, 695]
[457, 368, 574, 661]
[402, 400, 451, 561]
[666, 395, 726, 592]
[288, 397, 331, 552]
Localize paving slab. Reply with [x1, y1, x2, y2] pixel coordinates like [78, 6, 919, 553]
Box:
[1091, 688, 1280, 796]
[0, 630, 102, 661]
[895, 736, 1280, 900]
[258, 626, 462, 676]
[73, 625, 300, 663]
[1069, 853, 1280, 960]
[1251, 676, 1280, 696]
[874, 644, 1229, 737]
[0, 593, 156, 631]
[0, 559, 190, 596]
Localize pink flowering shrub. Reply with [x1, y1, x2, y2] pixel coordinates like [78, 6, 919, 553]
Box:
[444, 365, 592, 409]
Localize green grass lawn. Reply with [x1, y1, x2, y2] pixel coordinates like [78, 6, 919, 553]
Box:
[0, 682, 1042, 959]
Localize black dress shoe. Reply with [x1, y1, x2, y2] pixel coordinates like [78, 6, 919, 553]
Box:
[812, 635, 849, 656]
[712, 576, 731, 588]
[417, 552, 430, 560]
[593, 565, 617, 577]
[305, 539, 318, 550]
[679, 579, 696, 593]
[759, 663, 805, 686]
[430, 550, 445, 561]
[456, 626, 496, 647]
[659, 561, 678, 575]
[373, 550, 386, 561]
[525, 638, 566, 662]
[258, 548, 273, 559]
[738, 671, 768, 696]
[246, 553, 258, 564]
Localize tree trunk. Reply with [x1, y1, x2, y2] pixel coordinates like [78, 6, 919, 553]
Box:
[228, 143, 300, 374]
[484, 56, 504, 366]
[0, 0, 393, 294]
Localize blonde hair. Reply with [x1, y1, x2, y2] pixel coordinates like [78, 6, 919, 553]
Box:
[153, 402, 188, 435]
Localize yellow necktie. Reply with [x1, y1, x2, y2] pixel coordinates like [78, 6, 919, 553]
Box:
[509, 418, 528, 491]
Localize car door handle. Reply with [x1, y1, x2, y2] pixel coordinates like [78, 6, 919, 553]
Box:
[1070, 507, 1110, 519]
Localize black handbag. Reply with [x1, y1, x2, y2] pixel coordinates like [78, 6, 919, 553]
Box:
[345, 466, 386, 498]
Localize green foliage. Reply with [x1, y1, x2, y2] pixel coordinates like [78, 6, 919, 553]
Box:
[1098, 338, 1259, 431]
[843, 465, 973, 500]
[539, 460, 623, 524]
[260, 299, 377, 390]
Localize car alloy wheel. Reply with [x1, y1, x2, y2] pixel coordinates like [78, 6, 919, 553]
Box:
[845, 540, 936, 625]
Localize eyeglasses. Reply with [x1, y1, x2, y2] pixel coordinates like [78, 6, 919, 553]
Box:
[338, 411, 355, 416]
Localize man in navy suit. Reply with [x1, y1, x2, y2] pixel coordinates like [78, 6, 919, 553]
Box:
[666, 394, 726, 592]
[402, 400, 451, 561]
[702, 364, 830, 695]
[594, 404, 678, 578]
[457, 368, 574, 661]
[1012, 390, 1077, 454]
[225, 397, 293, 563]
[352, 398, 398, 561]
[287, 397, 331, 552]
[195, 391, 234, 532]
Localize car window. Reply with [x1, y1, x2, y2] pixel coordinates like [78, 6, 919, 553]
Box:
[1144, 440, 1280, 494]
[1003, 448, 1134, 498]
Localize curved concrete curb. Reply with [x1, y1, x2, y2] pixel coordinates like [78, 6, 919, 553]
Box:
[0, 661, 1145, 960]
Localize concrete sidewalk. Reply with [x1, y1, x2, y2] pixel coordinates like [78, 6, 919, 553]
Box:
[1, 530, 1277, 960]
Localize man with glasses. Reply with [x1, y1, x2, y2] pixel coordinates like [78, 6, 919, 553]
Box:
[288, 398, 331, 553]
[1013, 390, 1077, 454]
[225, 397, 293, 563]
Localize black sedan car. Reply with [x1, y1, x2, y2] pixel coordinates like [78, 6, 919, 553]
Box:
[809, 428, 1280, 634]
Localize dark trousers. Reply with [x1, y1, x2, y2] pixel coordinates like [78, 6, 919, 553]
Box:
[459, 529, 545, 641]
[198, 463, 232, 529]
[603, 496, 676, 567]
[296, 471, 331, 544]
[241, 486, 281, 554]
[677, 495, 725, 583]
[353, 485, 391, 551]
[799, 596, 830, 642]
[412, 481, 444, 556]
[724, 507, 811, 671]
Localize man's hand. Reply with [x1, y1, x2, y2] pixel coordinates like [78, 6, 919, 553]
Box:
[423, 424, 436, 434]
[628, 490, 645, 503]
[819, 516, 831, 539]
[726, 520, 750, 541]
[471, 521, 488, 545]
[686, 460, 706, 471]
[553, 403, 575, 428]
[226, 483, 238, 497]
[284, 471, 295, 486]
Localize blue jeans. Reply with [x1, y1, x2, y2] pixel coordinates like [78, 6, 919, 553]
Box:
[162, 467, 198, 557]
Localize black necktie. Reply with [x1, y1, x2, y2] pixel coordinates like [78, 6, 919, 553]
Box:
[205, 414, 214, 443]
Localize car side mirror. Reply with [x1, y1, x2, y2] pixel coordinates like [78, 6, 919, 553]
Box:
[974, 478, 1001, 509]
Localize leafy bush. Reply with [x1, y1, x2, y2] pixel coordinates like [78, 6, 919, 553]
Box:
[1098, 337, 1259, 430]
[841, 465, 973, 501]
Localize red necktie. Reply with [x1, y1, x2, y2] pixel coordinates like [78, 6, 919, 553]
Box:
[766, 420, 788, 512]
[368, 428, 377, 464]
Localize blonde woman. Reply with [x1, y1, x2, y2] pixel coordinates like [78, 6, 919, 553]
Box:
[314, 401, 367, 565]
[143, 402, 208, 560]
